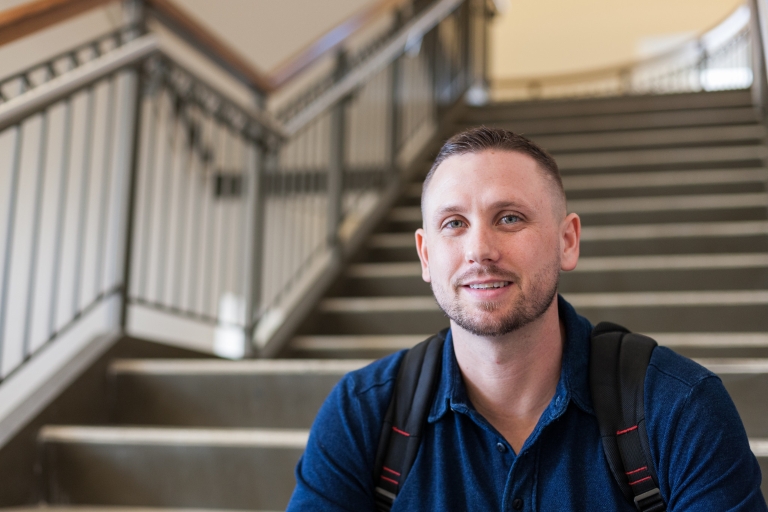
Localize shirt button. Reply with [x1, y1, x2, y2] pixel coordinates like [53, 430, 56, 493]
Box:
[496, 442, 507, 453]
[512, 498, 524, 510]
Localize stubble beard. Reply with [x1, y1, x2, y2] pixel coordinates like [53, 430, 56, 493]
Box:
[431, 261, 560, 337]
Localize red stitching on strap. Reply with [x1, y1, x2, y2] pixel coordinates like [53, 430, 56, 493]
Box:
[629, 476, 652, 486]
[626, 466, 647, 476]
[381, 475, 399, 485]
[383, 466, 401, 477]
[616, 425, 638, 435]
[392, 426, 411, 437]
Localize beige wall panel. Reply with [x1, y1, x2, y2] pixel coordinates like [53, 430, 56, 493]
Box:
[491, 0, 744, 79]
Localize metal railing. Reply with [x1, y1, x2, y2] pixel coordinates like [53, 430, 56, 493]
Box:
[0, 0, 489, 381]
[492, 5, 754, 101]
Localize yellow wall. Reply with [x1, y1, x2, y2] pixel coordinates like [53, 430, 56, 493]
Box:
[491, 0, 744, 79]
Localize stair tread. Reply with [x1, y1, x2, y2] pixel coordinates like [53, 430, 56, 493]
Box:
[321, 290, 768, 312]
[39, 426, 309, 447]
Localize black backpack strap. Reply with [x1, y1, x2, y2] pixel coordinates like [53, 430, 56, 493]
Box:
[373, 328, 447, 512]
[590, 321, 666, 512]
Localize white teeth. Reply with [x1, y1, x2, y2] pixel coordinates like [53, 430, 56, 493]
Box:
[468, 282, 510, 289]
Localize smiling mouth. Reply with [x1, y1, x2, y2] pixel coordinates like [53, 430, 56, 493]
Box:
[466, 281, 511, 289]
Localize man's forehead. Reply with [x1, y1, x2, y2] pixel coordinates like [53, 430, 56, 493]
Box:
[423, 151, 545, 204]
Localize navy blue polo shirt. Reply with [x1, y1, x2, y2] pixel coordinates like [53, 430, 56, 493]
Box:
[287, 296, 766, 511]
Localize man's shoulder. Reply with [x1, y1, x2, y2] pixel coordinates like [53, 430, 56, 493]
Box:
[646, 344, 718, 391]
[337, 349, 407, 401]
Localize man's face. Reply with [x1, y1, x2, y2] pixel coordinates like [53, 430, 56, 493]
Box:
[415, 150, 579, 337]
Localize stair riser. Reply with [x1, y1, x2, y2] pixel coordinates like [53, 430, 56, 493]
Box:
[112, 373, 343, 428]
[566, 182, 768, 200]
[311, 304, 768, 335]
[537, 132, 766, 154]
[41, 442, 301, 510]
[720, 373, 768, 438]
[113, 366, 768, 441]
[336, 268, 768, 297]
[290, 344, 768, 361]
[458, 108, 759, 136]
[385, 208, 768, 232]
[464, 90, 752, 121]
[362, 236, 768, 263]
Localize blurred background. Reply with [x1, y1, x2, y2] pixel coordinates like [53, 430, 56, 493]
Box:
[0, 0, 766, 509]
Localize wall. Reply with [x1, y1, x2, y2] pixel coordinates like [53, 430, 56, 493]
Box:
[0, 0, 373, 80]
[490, 0, 745, 80]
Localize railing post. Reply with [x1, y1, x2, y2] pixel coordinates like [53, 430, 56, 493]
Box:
[327, 50, 349, 251]
[389, 10, 403, 171]
[750, 0, 768, 119]
[118, 0, 146, 330]
[466, 0, 493, 105]
[242, 125, 268, 358]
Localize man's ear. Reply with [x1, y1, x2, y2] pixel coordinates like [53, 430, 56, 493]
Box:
[560, 213, 580, 272]
[415, 228, 431, 283]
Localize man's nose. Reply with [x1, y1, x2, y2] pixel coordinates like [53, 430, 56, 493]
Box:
[465, 226, 500, 264]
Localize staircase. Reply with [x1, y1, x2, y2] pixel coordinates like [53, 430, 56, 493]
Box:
[21, 89, 768, 509]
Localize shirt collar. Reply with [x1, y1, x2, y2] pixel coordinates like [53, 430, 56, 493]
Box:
[428, 294, 595, 423]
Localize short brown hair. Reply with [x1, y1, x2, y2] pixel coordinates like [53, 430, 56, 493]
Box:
[422, 126, 565, 212]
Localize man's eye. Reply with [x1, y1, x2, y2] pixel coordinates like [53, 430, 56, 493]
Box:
[445, 219, 465, 229]
[500, 215, 520, 225]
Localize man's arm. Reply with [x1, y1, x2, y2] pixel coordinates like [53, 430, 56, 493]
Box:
[650, 370, 767, 511]
[287, 359, 399, 511]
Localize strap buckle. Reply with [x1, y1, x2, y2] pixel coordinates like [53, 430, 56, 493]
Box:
[633, 488, 666, 512]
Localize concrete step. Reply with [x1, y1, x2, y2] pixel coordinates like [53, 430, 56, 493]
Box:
[565, 171, 768, 200]
[459, 106, 759, 136]
[0, 508, 280, 512]
[555, 145, 768, 174]
[401, 169, 768, 205]
[393, 193, 768, 219]
[38, 426, 307, 510]
[108, 359, 366, 428]
[386, 194, 768, 231]
[336, 255, 768, 296]
[288, 333, 768, 360]
[464, 90, 753, 122]
[363, 222, 768, 262]
[531, 124, 767, 154]
[309, 291, 768, 335]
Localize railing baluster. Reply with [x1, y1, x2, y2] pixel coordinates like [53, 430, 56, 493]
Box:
[0, 123, 25, 376]
[95, 77, 118, 298]
[48, 99, 74, 340]
[22, 110, 50, 361]
[327, 50, 349, 252]
[156, 93, 180, 304]
[136, 75, 160, 301]
[72, 86, 97, 316]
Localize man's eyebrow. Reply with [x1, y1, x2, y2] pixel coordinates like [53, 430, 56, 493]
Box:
[431, 200, 529, 220]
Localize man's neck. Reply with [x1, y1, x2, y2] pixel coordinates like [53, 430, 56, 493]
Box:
[451, 300, 564, 454]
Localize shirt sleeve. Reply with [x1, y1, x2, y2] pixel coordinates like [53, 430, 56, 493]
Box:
[658, 374, 767, 511]
[286, 373, 389, 512]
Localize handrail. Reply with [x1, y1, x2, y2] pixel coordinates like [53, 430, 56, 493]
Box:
[0, 34, 158, 131]
[284, 0, 463, 135]
[494, 4, 750, 92]
[268, 0, 411, 89]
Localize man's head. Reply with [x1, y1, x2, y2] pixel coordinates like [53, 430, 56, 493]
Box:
[422, 127, 567, 218]
[415, 127, 580, 338]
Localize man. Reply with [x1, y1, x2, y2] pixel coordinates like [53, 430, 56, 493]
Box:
[287, 127, 766, 510]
